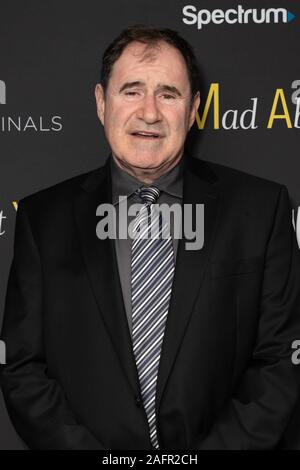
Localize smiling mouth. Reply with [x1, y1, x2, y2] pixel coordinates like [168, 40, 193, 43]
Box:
[130, 131, 162, 139]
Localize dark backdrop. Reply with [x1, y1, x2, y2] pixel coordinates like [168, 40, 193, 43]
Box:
[0, 0, 299, 449]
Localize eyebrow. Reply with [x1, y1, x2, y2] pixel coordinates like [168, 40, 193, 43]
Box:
[119, 81, 182, 97]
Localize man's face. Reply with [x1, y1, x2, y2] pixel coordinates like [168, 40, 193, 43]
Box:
[95, 40, 200, 174]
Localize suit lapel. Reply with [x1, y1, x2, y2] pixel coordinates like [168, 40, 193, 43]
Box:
[155, 156, 222, 413]
[73, 157, 141, 396]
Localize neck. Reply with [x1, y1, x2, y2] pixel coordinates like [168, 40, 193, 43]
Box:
[112, 152, 184, 184]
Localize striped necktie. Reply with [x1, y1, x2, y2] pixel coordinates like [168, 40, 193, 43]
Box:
[131, 185, 175, 450]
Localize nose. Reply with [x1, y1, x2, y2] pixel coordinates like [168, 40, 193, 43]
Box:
[137, 93, 161, 124]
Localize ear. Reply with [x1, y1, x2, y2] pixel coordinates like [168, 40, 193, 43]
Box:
[188, 91, 200, 130]
[95, 83, 106, 125]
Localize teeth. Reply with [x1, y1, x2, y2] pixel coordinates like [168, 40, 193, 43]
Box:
[135, 132, 158, 137]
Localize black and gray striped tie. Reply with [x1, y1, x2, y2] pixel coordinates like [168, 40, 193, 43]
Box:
[131, 185, 175, 450]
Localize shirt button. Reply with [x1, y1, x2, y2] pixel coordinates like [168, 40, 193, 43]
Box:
[135, 395, 142, 408]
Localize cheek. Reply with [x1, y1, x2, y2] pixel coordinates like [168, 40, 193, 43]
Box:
[105, 105, 135, 135]
[165, 107, 190, 133]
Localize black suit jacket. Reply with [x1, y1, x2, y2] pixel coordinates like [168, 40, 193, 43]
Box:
[1, 154, 300, 450]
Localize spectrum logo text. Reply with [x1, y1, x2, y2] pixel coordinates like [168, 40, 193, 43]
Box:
[183, 5, 296, 30]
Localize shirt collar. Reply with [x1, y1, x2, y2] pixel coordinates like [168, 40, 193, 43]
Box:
[110, 153, 184, 205]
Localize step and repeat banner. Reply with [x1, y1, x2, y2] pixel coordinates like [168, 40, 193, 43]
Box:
[0, 0, 299, 449]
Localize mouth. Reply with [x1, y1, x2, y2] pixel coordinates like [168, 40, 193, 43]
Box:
[130, 131, 162, 140]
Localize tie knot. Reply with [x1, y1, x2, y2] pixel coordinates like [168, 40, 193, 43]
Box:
[136, 186, 160, 205]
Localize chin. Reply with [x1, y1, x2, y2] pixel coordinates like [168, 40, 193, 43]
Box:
[125, 153, 165, 169]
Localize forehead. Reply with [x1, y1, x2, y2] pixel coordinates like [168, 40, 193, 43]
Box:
[109, 40, 190, 88]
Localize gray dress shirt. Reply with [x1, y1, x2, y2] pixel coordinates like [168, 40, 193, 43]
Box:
[110, 154, 184, 337]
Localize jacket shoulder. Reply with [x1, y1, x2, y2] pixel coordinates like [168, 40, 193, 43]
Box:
[18, 164, 106, 212]
[197, 158, 286, 202]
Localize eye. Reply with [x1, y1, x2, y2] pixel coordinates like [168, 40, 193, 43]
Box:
[159, 93, 177, 102]
[122, 90, 143, 101]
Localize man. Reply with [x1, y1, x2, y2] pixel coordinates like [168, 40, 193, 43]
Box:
[1, 24, 300, 450]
